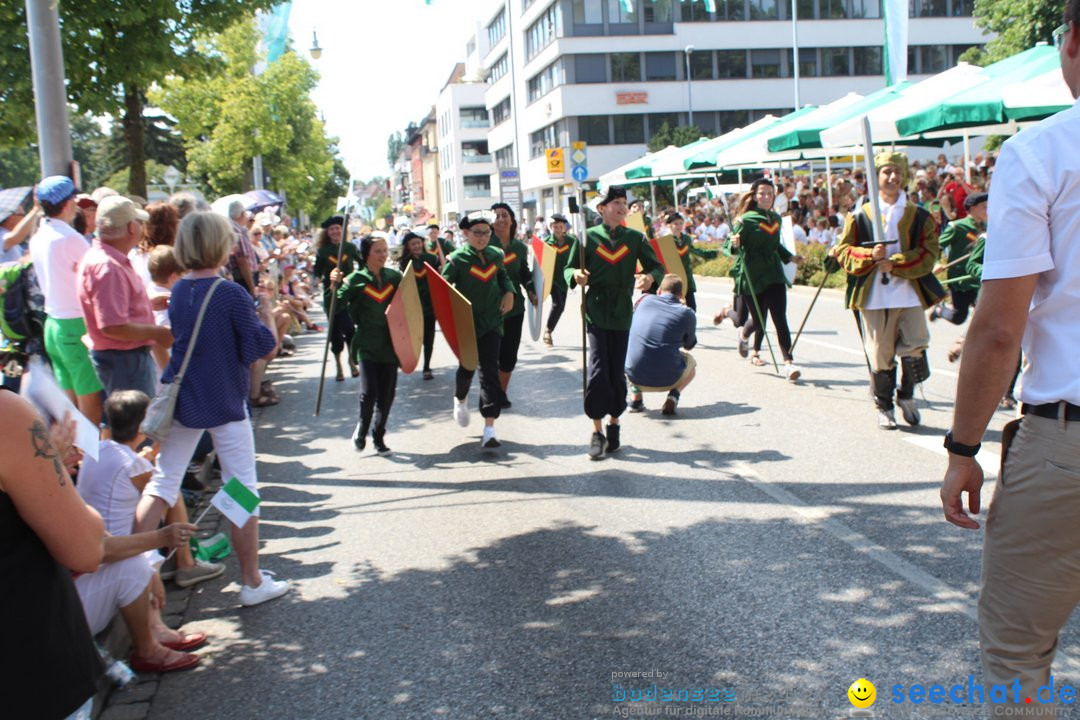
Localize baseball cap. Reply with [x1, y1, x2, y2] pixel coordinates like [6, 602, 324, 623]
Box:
[36, 175, 78, 205]
[96, 195, 150, 230]
[75, 193, 97, 209]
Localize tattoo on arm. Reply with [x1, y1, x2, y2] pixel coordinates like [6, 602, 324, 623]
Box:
[29, 420, 66, 487]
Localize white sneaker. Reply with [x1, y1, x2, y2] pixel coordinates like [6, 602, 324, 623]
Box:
[481, 426, 501, 448]
[784, 362, 802, 382]
[239, 570, 289, 607]
[454, 397, 470, 427]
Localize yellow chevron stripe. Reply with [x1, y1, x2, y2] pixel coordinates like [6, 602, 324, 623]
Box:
[363, 284, 394, 303]
[596, 244, 629, 264]
[503, 252, 518, 265]
[759, 221, 780, 235]
[677, 244, 690, 257]
[553, 244, 571, 254]
[469, 264, 498, 281]
[966, 232, 979, 243]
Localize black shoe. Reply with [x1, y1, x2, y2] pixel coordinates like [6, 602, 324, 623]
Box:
[352, 422, 367, 451]
[373, 437, 391, 456]
[422, 369, 433, 380]
[661, 394, 678, 416]
[500, 397, 512, 409]
[628, 398, 645, 413]
[588, 431, 607, 460]
[605, 424, 621, 454]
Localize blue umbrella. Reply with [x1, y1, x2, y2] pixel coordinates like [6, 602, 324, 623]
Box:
[0, 186, 33, 220]
[243, 189, 285, 212]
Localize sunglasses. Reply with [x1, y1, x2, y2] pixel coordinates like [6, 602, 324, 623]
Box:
[1054, 22, 1071, 50]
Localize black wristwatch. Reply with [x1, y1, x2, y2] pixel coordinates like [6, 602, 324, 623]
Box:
[944, 431, 981, 457]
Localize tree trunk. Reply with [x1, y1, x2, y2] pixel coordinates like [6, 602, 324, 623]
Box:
[123, 83, 146, 198]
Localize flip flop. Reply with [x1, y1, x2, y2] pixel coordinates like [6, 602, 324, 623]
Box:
[750, 354, 765, 367]
[130, 651, 201, 673]
[160, 632, 207, 652]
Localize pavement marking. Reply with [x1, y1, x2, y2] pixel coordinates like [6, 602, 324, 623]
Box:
[904, 435, 1000, 475]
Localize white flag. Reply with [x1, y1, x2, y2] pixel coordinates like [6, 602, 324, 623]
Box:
[884, 0, 909, 85]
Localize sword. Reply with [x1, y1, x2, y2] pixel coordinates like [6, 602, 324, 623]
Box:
[860, 116, 891, 286]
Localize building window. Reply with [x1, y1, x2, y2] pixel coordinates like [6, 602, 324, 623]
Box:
[644, 0, 674, 22]
[692, 112, 718, 135]
[487, 7, 506, 46]
[952, 44, 979, 63]
[611, 52, 641, 81]
[788, 48, 818, 77]
[572, 0, 603, 24]
[749, 0, 779, 19]
[716, 49, 748, 78]
[527, 60, 565, 103]
[495, 144, 516, 168]
[821, 47, 850, 76]
[464, 175, 492, 199]
[853, 46, 882, 75]
[490, 53, 509, 83]
[492, 97, 512, 126]
[579, 115, 611, 145]
[525, 3, 562, 60]
[689, 50, 714, 79]
[714, 0, 745, 19]
[608, 0, 638, 24]
[751, 49, 781, 78]
[645, 52, 676, 81]
[612, 114, 645, 144]
[575, 54, 607, 82]
[718, 110, 749, 134]
[920, 44, 948, 72]
[911, 0, 947, 16]
[462, 141, 491, 164]
[951, 0, 972, 16]
[529, 120, 564, 158]
[648, 113, 680, 135]
[850, 0, 881, 18]
[820, 0, 847, 18]
[796, 0, 815, 18]
[460, 106, 490, 128]
[682, 0, 713, 20]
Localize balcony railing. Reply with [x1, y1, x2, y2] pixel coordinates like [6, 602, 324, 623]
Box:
[461, 119, 491, 129]
[463, 187, 492, 198]
[463, 154, 493, 164]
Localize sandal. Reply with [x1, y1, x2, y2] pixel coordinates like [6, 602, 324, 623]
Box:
[750, 353, 765, 367]
[250, 392, 279, 407]
[350, 364, 360, 378]
[947, 338, 965, 364]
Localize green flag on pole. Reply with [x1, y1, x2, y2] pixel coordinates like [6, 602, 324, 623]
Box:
[211, 477, 261, 527]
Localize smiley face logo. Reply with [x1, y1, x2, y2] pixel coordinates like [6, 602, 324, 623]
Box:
[848, 678, 876, 708]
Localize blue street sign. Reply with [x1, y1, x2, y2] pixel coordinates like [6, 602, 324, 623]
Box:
[571, 165, 588, 183]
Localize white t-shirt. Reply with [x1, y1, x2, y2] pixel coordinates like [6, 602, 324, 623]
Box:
[863, 192, 922, 311]
[715, 222, 731, 241]
[982, 98, 1080, 405]
[774, 193, 790, 215]
[77, 440, 153, 537]
[0, 227, 23, 264]
[28, 217, 89, 319]
[149, 283, 171, 327]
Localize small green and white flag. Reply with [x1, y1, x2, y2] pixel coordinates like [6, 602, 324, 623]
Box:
[211, 477, 261, 527]
[883, 0, 909, 85]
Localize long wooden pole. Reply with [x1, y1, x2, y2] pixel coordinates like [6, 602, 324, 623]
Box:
[314, 179, 354, 416]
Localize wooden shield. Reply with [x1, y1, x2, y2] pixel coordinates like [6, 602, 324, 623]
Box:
[527, 258, 544, 342]
[385, 263, 424, 374]
[424, 262, 478, 372]
[626, 211, 648, 235]
[649, 235, 688, 289]
[779, 216, 798, 285]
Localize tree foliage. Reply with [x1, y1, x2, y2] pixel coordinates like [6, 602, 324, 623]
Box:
[387, 131, 406, 168]
[967, 0, 1063, 63]
[647, 124, 713, 153]
[153, 18, 342, 222]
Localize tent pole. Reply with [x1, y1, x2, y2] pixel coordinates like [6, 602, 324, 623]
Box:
[738, 167, 743, 190]
[650, 181, 657, 214]
[672, 178, 677, 209]
[825, 154, 833, 209]
[963, 130, 971, 184]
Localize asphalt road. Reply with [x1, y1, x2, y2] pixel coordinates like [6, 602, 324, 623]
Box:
[148, 276, 1070, 720]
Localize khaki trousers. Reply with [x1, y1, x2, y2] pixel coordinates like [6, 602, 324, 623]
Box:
[858, 306, 929, 372]
[980, 414, 1080, 715]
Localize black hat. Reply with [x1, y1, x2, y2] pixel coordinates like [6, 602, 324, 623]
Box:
[550, 213, 569, 225]
[597, 186, 628, 207]
[964, 192, 988, 210]
[321, 215, 344, 229]
[665, 211, 684, 224]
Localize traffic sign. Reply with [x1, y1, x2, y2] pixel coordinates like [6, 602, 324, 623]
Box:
[546, 148, 564, 177]
[571, 165, 588, 183]
[570, 141, 588, 184]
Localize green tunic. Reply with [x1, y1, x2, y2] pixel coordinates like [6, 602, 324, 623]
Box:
[313, 240, 361, 311]
[563, 224, 664, 332]
[402, 252, 440, 317]
[966, 236, 985, 285]
[723, 209, 792, 296]
[674, 232, 718, 294]
[544, 234, 574, 291]
[496, 238, 534, 318]
[427, 237, 455, 259]
[337, 265, 402, 365]
[442, 243, 514, 338]
[938, 216, 982, 293]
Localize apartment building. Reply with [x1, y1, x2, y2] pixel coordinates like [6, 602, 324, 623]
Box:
[476, 0, 985, 220]
[436, 61, 500, 223]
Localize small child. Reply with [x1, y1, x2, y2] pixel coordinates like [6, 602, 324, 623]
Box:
[147, 245, 183, 370]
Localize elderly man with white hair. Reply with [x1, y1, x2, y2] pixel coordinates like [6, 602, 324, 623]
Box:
[77, 195, 172, 397]
[226, 199, 258, 296]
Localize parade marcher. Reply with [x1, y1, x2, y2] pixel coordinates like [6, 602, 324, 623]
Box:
[663, 211, 718, 312]
[834, 151, 944, 429]
[427, 221, 454, 263]
[491, 203, 536, 408]
[334, 235, 401, 455]
[566, 186, 664, 459]
[724, 179, 803, 381]
[940, 12, 1080, 712]
[542, 213, 575, 348]
[442, 214, 514, 448]
[626, 274, 698, 416]
[313, 215, 360, 381]
[629, 199, 655, 239]
[398, 231, 441, 379]
[931, 192, 987, 325]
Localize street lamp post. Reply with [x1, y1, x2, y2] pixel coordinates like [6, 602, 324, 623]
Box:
[684, 45, 695, 128]
[25, 0, 73, 177]
[309, 29, 322, 60]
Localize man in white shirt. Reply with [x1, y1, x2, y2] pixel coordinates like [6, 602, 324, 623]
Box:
[28, 176, 103, 425]
[941, 12, 1080, 714]
[834, 152, 944, 430]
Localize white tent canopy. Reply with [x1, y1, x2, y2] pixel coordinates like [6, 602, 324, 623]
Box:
[649, 116, 778, 179]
